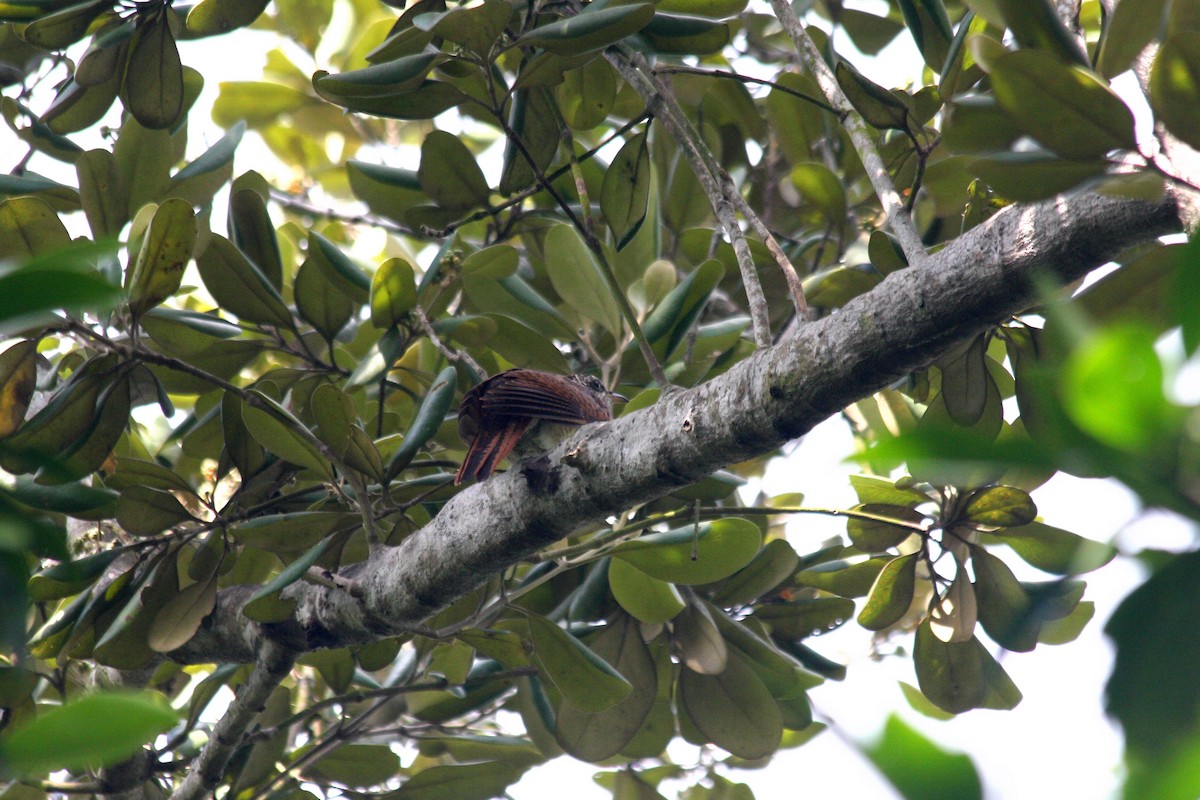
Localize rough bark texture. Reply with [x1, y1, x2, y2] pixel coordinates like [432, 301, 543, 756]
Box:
[170, 191, 1181, 665]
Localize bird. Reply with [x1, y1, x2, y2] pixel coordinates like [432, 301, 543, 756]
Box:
[454, 368, 626, 485]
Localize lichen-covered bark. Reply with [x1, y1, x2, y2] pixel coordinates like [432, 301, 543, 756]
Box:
[170, 191, 1180, 666]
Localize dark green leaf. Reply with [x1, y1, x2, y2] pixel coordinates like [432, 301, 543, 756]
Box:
[990, 50, 1136, 159]
[519, 4, 656, 54]
[0, 691, 178, 775]
[678, 650, 783, 759]
[857, 553, 918, 630]
[1150, 33, 1200, 151]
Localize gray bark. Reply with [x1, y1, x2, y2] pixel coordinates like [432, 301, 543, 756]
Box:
[169, 190, 1181, 665]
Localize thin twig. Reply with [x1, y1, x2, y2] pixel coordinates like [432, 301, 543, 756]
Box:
[413, 305, 486, 378]
[767, 0, 929, 266]
[607, 49, 771, 346]
[653, 63, 837, 113]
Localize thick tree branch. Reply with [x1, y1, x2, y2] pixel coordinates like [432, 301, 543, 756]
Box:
[169, 191, 1179, 666]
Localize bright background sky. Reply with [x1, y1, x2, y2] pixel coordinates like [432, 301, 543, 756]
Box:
[2, 3, 1188, 798]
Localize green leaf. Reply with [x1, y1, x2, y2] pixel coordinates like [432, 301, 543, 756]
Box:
[295, 244, 354, 340]
[1097, 0, 1169, 78]
[543, 224, 622, 337]
[835, 60, 911, 131]
[418, 130, 491, 211]
[971, 149, 1107, 201]
[126, 198, 196, 317]
[611, 518, 762, 585]
[711, 607, 822, 699]
[847, 505, 924, 551]
[913, 619, 985, 714]
[241, 390, 334, 480]
[347, 160, 425, 222]
[186, 0, 270, 36]
[115, 486, 192, 537]
[389, 760, 524, 800]
[123, 12, 183, 129]
[709, 538, 800, 606]
[1106, 549, 1200, 762]
[314, 52, 442, 98]
[608, 557, 685, 623]
[306, 231, 370, 301]
[938, 334, 990, 425]
[0, 340, 36, 437]
[527, 614, 632, 712]
[794, 557, 889, 598]
[554, 612, 658, 761]
[22, 0, 112, 49]
[227, 184, 282, 289]
[1062, 322, 1175, 453]
[385, 365, 457, 479]
[147, 574, 217, 653]
[75, 148, 127, 238]
[0, 194, 70, 261]
[992, 0, 1089, 65]
[243, 537, 333, 623]
[990, 50, 1136, 160]
[211, 80, 310, 127]
[960, 485, 1036, 527]
[195, 234, 291, 327]
[655, 0, 748, 16]
[231, 512, 359, 554]
[848, 474, 928, 506]
[864, 715, 983, 800]
[987, 521, 1116, 574]
[1150, 32, 1200, 151]
[519, 4, 656, 54]
[857, 553, 918, 630]
[413, 0, 512, 56]
[896, 0, 953, 72]
[942, 96, 1020, 154]
[751, 596, 856, 637]
[642, 258, 723, 355]
[790, 162, 847, 226]
[970, 546, 1038, 651]
[557, 56, 616, 130]
[678, 649, 783, 759]
[370, 257, 417, 329]
[673, 600, 727, 674]
[0, 691, 178, 775]
[303, 743, 402, 789]
[311, 384, 384, 481]
[600, 130, 650, 249]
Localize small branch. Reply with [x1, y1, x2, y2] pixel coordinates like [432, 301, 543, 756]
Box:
[767, 0, 929, 266]
[653, 63, 837, 114]
[269, 188, 421, 238]
[608, 48, 775, 346]
[424, 113, 651, 238]
[413, 306, 486, 378]
[169, 639, 296, 800]
[486, 73, 669, 385]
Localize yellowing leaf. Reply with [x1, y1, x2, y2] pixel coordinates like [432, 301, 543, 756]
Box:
[126, 198, 196, 317]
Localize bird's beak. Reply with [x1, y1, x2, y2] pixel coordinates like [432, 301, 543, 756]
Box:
[609, 390, 629, 404]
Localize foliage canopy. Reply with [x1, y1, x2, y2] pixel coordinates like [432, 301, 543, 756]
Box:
[0, 0, 1198, 798]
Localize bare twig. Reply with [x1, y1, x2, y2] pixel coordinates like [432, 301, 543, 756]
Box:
[767, 0, 929, 266]
[609, 47, 811, 338]
[413, 305, 486, 378]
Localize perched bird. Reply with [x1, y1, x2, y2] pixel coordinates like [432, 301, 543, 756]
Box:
[455, 368, 625, 484]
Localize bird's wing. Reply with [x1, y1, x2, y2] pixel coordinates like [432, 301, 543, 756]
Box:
[477, 371, 610, 424]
